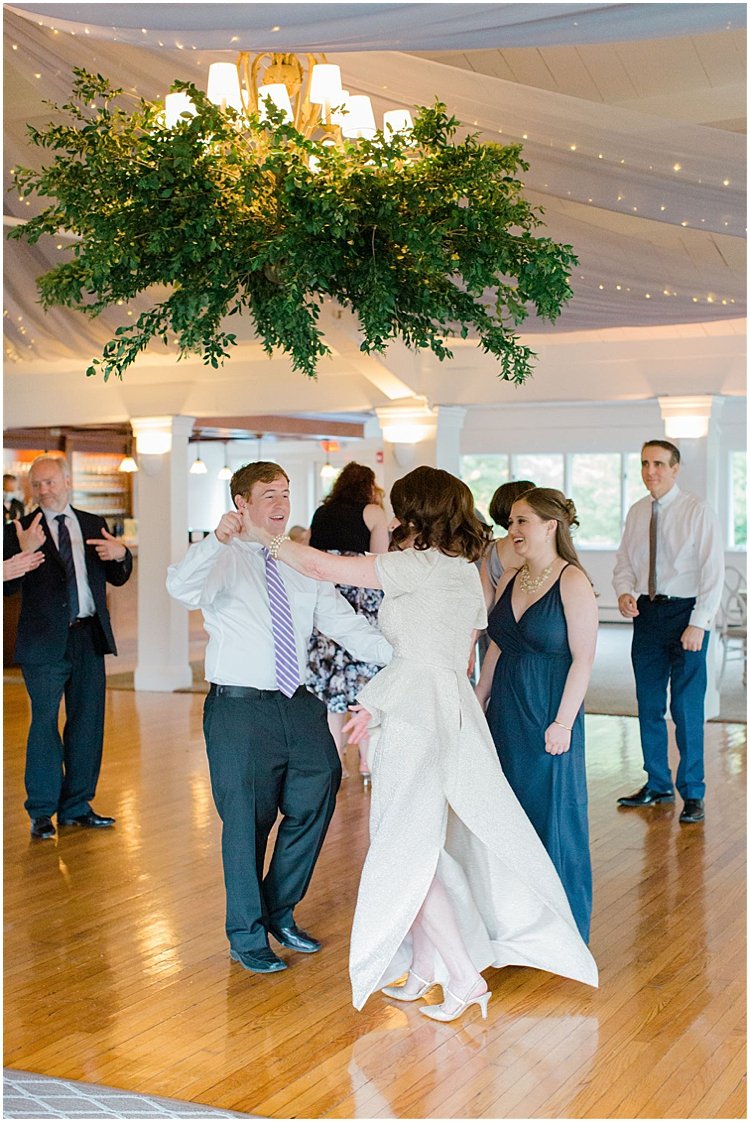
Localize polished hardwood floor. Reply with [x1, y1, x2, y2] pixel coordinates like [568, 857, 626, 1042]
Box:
[3, 678, 746, 1119]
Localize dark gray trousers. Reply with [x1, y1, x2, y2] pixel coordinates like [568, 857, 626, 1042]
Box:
[203, 685, 341, 953]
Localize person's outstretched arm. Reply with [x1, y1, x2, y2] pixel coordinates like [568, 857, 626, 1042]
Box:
[240, 507, 381, 590]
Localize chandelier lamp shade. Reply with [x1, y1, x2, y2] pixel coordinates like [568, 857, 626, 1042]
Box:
[10, 61, 579, 384]
[167, 53, 411, 145]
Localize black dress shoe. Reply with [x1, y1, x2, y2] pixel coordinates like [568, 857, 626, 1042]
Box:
[680, 798, 705, 824]
[30, 816, 55, 839]
[58, 810, 116, 828]
[268, 923, 321, 954]
[617, 785, 675, 807]
[229, 947, 287, 973]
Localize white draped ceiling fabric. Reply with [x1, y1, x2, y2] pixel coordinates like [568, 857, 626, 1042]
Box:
[3, 2, 746, 371]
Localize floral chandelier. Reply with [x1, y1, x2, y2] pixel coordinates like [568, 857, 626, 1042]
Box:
[166, 52, 413, 148]
[10, 57, 578, 383]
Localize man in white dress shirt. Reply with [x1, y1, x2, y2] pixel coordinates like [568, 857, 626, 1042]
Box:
[167, 462, 392, 974]
[613, 440, 724, 824]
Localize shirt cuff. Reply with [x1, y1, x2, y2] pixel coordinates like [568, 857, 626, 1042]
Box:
[689, 610, 712, 630]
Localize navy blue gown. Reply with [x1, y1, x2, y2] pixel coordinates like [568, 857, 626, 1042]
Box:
[486, 568, 592, 941]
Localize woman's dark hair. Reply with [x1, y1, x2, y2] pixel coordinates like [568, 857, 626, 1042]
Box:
[489, 479, 535, 529]
[322, 462, 376, 506]
[513, 487, 590, 578]
[390, 466, 491, 562]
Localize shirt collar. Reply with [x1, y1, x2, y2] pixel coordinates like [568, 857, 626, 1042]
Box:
[653, 483, 680, 510]
[41, 503, 74, 522]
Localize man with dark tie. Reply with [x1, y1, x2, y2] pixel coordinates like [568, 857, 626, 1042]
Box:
[3, 473, 25, 523]
[167, 462, 392, 975]
[3, 455, 132, 840]
[613, 440, 724, 824]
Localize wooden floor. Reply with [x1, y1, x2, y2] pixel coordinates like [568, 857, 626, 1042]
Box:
[3, 680, 746, 1119]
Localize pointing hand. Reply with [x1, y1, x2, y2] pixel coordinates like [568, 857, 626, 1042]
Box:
[86, 527, 127, 561]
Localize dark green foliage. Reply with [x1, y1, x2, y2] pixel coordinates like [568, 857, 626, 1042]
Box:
[10, 70, 578, 382]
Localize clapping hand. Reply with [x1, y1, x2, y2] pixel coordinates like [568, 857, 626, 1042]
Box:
[86, 527, 127, 561]
[343, 705, 373, 746]
[13, 512, 45, 553]
[4, 551, 45, 581]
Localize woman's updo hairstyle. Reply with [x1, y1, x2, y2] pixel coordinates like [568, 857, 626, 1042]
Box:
[515, 488, 589, 577]
[390, 466, 491, 563]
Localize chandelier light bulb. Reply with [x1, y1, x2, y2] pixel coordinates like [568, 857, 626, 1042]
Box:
[207, 62, 243, 113]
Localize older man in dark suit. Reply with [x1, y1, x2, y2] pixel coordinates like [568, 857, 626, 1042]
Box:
[4, 455, 132, 839]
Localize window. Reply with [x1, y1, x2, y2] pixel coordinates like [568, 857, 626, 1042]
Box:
[570, 453, 621, 546]
[625, 452, 645, 513]
[460, 455, 509, 522]
[513, 453, 564, 491]
[730, 451, 747, 549]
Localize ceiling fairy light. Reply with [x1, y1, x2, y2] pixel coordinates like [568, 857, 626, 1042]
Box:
[165, 52, 413, 147]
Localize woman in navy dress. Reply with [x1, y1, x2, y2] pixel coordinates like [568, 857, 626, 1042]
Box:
[476, 488, 597, 941]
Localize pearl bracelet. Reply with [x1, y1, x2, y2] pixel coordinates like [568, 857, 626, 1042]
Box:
[268, 533, 290, 560]
[553, 720, 572, 732]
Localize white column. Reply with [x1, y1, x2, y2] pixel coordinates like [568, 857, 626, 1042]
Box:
[434, 405, 467, 475]
[133, 415, 195, 691]
[375, 397, 437, 503]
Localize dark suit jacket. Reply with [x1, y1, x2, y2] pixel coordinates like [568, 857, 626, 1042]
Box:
[3, 507, 133, 664]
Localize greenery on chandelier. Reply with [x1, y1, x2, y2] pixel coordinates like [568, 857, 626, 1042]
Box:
[11, 69, 578, 382]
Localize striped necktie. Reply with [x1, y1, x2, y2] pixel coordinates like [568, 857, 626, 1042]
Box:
[56, 513, 80, 622]
[263, 549, 300, 698]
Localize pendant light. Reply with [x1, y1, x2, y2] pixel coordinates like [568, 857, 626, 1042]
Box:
[218, 441, 232, 480]
[190, 440, 208, 475]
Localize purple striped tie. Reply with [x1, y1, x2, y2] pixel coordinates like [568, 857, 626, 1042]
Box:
[263, 548, 300, 698]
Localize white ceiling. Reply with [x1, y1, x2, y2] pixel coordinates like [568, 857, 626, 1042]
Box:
[3, 3, 746, 430]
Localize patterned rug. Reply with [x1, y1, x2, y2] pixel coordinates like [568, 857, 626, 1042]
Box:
[3, 1069, 254, 1119]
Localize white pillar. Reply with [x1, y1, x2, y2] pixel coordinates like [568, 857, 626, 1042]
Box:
[435, 405, 467, 475]
[375, 397, 437, 505]
[133, 415, 195, 691]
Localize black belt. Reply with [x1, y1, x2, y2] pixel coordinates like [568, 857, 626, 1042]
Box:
[208, 684, 303, 700]
[69, 616, 95, 629]
[641, 594, 693, 603]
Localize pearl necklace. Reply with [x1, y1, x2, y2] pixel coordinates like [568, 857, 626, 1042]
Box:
[518, 562, 554, 594]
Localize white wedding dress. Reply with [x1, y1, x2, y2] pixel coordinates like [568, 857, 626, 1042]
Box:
[350, 547, 598, 1010]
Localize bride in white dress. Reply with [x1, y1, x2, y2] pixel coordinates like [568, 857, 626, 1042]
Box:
[245, 466, 598, 1021]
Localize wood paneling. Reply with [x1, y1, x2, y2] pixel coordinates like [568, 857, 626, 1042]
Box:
[3, 685, 745, 1118]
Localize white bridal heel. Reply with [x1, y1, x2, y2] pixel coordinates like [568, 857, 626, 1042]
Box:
[419, 983, 492, 1023]
[381, 970, 436, 1001]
